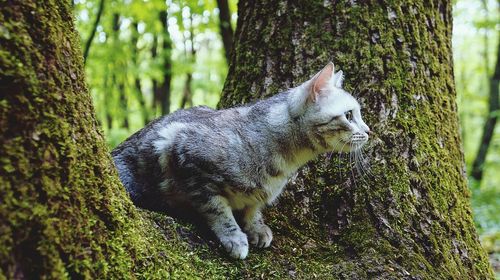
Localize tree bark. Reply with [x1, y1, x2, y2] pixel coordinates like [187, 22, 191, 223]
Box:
[216, 0, 234, 63]
[1, 0, 494, 278]
[219, 0, 493, 278]
[0, 1, 180, 278]
[471, 28, 500, 182]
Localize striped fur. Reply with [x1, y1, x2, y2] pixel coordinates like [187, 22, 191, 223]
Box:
[112, 63, 370, 259]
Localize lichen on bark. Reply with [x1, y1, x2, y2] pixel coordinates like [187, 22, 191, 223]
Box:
[0, 0, 494, 279]
[0, 1, 206, 278]
[219, 0, 493, 278]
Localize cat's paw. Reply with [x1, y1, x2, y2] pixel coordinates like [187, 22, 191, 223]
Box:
[246, 224, 273, 248]
[220, 231, 249, 259]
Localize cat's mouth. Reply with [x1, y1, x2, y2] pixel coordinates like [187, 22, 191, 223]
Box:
[350, 133, 368, 143]
[333, 134, 368, 152]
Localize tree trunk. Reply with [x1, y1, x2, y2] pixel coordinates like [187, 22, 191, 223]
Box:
[1, 1, 222, 278]
[1, 0, 494, 279]
[180, 13, 196, 109]
[151, 34, 159, 118]
[219, 0, 493, 278]
[180, 73, 193, 109]
[152, 11, 173, 117]
[216, 0, 234, 63]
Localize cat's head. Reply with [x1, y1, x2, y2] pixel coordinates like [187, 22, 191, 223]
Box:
[289, 62, 370, 152]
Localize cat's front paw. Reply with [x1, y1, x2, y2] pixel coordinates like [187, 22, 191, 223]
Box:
[220, 231, 249, 259]
[246, 224, 273, 248]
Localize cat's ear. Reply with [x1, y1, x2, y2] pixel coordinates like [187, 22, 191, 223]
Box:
[289, 62, 334, 117]
[310, 62, 334, 102]
[331, 70, 344, 88]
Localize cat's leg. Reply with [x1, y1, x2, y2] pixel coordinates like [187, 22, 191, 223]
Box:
[242, 206, 273, 248]
[195, 194, 249, 259]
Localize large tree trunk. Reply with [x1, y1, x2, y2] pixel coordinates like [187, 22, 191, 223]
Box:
[1, 1, 204, 278]
[1, 0, 493, 279]
[219, 0, 493, 278]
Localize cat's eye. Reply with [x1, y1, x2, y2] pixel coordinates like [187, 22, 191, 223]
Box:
[345, 110, 353, 121]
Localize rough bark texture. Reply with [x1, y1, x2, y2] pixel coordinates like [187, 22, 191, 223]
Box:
[0, 0, 494, 279]
[219, 0, 494, 278]
[0, 1, 233, 278]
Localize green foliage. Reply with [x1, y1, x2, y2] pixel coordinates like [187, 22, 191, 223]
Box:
[74, 0, 234, 144]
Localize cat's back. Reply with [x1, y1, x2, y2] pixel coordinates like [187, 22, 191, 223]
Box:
[111, 106, 218, 197]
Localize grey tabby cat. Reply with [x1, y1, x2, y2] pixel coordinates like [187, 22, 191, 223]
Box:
[112, 62, 370, 259]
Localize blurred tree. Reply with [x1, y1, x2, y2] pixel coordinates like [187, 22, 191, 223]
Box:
[216, 0, 234, 63]
[111, 13, 129, 128]
[156, 10, 173, 116]
[180, 11, 196, 109]
[131, 21, 149, 124]
[83, 0, 105, 64]
[219, 0, 493, 278]
[471, 22, 500, 182]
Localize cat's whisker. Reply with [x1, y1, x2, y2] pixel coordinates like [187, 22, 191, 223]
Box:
[349, 141, 360, 188]
[356, 152, 371, 182]
[353, 144, 366, 179]
[357, 148, 370, 181]
[357, 145, 374, 177]
[337, 140, 350, 180]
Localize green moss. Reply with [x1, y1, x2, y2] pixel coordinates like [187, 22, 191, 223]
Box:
[0, 0, 494, 279]
[218, 0, 493, 279]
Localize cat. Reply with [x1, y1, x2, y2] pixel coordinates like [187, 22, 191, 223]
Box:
[112, 62, 370, 259]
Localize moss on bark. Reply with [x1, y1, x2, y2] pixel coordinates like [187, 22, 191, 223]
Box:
[0, 1, 220, 279]
[0, 1, 356, 279]
[0, 0, 493, 279]
[218, 0, 494, 278]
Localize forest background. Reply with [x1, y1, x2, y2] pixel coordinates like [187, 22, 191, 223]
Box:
[73, 0, 500, 275]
